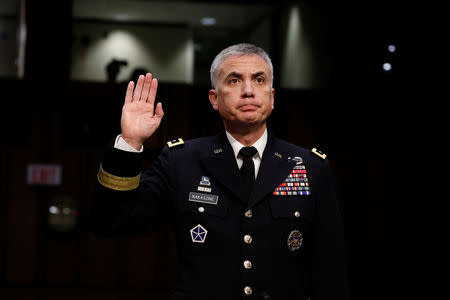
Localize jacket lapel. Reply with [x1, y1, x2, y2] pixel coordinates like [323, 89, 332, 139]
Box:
[198, 132, 247, 204]
[249, 132, 296, 208]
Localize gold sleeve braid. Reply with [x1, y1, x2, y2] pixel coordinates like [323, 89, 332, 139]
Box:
[97, 164, 141, 191]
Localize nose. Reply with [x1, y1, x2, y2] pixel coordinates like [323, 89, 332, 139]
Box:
[241, 80, 254, 98]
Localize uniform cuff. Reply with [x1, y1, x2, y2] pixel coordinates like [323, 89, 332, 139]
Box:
[114, 135, 144, 153]
[101, 141, 143, 177]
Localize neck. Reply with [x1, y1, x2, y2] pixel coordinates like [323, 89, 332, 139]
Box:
[224, 122, 266, 146]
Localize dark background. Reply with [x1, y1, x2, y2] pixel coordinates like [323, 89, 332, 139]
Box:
[0, 0, 447, 299]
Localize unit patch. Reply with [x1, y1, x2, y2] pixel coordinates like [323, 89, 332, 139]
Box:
[190, 224, 208, 243]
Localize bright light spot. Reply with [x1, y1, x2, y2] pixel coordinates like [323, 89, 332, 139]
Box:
[201, 17, 216, 26]
[49, 206, 58, 214]
[383, 62, 392, 71]
[388, 45, 396, 53]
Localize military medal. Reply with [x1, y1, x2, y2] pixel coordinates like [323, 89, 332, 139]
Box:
[190, 224, 208, 243]
[273, 157, 311, 196]
[287, 230, 303, 251]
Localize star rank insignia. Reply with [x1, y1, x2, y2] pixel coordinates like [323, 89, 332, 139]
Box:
[190, 224, 208, 243]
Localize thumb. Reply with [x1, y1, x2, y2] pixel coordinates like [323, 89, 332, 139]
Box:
[154, 102, 164, 119]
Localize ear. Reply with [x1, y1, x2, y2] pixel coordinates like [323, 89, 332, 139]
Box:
[271, 88, 275, 109]
[208, 89, 219, 111]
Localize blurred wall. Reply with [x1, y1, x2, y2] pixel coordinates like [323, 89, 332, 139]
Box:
[0, 1, 19, 78]
[71, 22, 194, 84]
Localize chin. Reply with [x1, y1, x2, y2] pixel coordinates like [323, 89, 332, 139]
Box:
[238, 118, 263, 126]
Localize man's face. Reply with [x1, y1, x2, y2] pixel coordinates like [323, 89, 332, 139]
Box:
[209, 54, 275, 128]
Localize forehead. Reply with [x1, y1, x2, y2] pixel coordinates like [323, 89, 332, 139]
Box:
[218, 54, 270, 76]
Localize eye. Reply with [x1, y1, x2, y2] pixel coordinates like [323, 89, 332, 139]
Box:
[255, 77, 265, 84]
[229, 78, 240, 84]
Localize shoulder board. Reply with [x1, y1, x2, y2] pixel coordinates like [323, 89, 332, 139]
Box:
[311, 147, 326, 159]
[167, 138, 184, 148]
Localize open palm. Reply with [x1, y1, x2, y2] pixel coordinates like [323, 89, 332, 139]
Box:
[121, 73, 164, 150]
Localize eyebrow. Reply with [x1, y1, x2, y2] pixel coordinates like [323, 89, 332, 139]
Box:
[225, 72, 243, 80]
[252, 71, 266, 78]
[225, 71, 267, 80]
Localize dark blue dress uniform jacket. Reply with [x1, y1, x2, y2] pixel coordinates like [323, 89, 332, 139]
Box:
[92, 130, 349, 300]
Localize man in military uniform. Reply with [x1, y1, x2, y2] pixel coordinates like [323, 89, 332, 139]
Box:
[93, 43, 349, 300]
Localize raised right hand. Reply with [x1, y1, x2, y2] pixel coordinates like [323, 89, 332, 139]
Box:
[120, 73, 164, 150]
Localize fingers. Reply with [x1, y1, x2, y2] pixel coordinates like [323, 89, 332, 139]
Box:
[132, 75, 145, 101]
[147, 78, 158, 104]
[124, 81, 134, 104]
[126, 73, 159, 107]
[140, 73, 153, 101]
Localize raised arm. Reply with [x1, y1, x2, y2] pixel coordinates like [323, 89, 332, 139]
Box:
[121, 73, 164, 150]
[91, 73, 169, 236]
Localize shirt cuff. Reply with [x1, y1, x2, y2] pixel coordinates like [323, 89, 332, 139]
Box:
[114, 135, 144, 153]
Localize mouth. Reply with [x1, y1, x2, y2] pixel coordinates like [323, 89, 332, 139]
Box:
[238, 104, 260, 111]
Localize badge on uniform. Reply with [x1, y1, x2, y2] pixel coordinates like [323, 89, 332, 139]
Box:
[311, 148, 326, 159]
[289, 156, 303, 164]
[273, 156, 311, 196]
[167, 138, 184, 148]
[287, 229, 303, 251]
[197, 176, 212, 193]
[189, 176, 218, 204]
[190, 224, 208, 243]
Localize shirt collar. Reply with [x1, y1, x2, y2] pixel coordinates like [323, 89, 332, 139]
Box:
[225, 128, 268, 160]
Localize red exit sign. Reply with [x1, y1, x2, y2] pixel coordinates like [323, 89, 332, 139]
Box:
[27, 164, 62, 186]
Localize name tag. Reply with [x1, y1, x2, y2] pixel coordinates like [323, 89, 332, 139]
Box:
[188, 192, 219, 205]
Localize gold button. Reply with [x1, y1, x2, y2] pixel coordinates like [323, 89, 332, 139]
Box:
[243, 260, 252, 269]
[244, 286, 252, 295]
[244, 234, 252, 244]
[294, 211, 301, 218]
[198, 207, 205, 213]
[244, 210, 253, 218]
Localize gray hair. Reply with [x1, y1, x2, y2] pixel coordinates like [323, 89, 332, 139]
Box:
[210, 43, 273, 89]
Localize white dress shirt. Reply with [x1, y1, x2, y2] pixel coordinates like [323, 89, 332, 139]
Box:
[114, 128, 268, 179]
[225, 129, 267, 179]
[114, 135, 143, 153]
